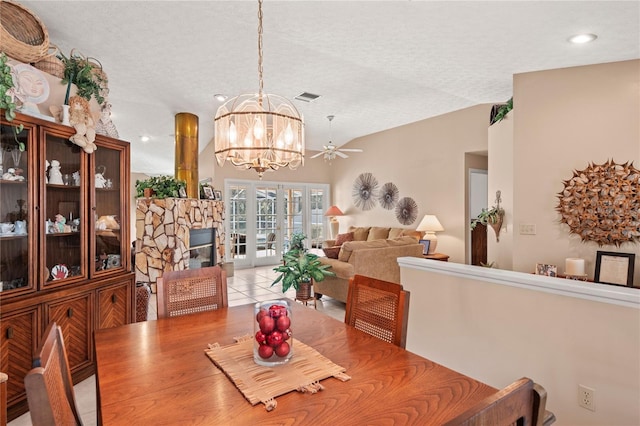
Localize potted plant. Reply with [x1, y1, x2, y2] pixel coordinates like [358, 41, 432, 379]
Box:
[135, 175, 186, 199]
[60, 52, 106, 106]
[471, 206, 505, 241]
[287, 232, 307, 257]
[0, 53, 25, 150]
[272, 251, 335, 300]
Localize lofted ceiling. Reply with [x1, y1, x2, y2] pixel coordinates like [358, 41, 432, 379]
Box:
[18, 1, 640, 175]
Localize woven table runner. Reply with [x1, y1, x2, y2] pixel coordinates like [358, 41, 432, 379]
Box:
[205, 336, 350, 411]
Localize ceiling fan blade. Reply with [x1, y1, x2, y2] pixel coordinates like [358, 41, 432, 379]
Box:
[335, 151, 349, 158]
[339, 148, 363, 152]
[310, 152, 323, 159]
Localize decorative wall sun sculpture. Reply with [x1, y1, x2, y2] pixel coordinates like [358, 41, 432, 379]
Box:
[395, 197, 418, 225]
[352, 172, 379, 211]
[556, 160, 640, 246]
[379, 182, 399, 210]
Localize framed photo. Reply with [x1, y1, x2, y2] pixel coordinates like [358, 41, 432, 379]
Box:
[214, 190, 222, 201]
[203, 186, 214, 200]
[535, 263, 557, 277]
[419, 239, 431, 255]
[594, 251, 635, 287]
[178, 187, 187, 198]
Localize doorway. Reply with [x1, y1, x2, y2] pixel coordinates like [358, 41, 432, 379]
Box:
[224, 180, 330, 268]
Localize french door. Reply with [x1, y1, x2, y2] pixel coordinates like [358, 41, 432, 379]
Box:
[225, 180, 329, 268]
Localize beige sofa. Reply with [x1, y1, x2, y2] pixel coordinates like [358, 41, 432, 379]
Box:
[315, 227, 424, 303]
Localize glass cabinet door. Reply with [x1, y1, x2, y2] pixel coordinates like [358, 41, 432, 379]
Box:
[0, 122, 33, 294]
[92, 140, 126, 276]
[42, 130, 86, 287]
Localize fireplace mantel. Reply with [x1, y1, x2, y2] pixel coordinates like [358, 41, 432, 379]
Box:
[134, 198, 225, 284]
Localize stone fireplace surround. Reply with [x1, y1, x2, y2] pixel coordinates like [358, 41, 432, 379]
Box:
[135, 198, 225, 285]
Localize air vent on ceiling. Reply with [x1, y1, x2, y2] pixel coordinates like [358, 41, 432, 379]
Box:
[294, 92, 321, 102]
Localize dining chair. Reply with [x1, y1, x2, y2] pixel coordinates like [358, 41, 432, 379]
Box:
[156, 265, 228, 319]
[443, 377, 554, 426]
[24, 322, 83, 426]
[1, 371, 7, 426]
[344, 274, 410, 348]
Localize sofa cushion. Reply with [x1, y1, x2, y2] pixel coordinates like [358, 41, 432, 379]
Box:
[388, 228, 407, 239]
[367, 227, 391, 241]
[338, 239, 388, 262]
[335, 232, 354, 246]
[322, 246, 341, 259]
[348, 226, 371, 241]
[401, 229, 423, 241]
[386, 236, 420, 246]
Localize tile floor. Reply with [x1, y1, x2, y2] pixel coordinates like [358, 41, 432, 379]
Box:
[9, 265, 346, 425]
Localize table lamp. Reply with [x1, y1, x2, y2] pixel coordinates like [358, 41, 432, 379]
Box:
[416, 214, 444, 254]
[324, 205, 344, 239]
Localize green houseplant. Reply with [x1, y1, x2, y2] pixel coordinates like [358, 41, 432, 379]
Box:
[60, 52, 106, 106]
[135, 175, 186, 199]
[471, 206, 505, 241]
[272, 251, 335, 295]
[0, 53, 24, 150]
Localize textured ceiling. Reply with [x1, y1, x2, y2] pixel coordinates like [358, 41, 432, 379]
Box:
[18, 1, 640, 174]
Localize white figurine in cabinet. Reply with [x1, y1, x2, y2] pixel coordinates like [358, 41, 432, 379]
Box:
[49, 160, 63, 185]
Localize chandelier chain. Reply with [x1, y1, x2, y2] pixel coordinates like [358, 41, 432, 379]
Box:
[257, 0, 264, 96]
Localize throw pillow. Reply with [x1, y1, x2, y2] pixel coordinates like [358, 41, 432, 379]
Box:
[367, 227, 391, 241]
[322, 246, 341, 259]
[348, 226, 371, 241]
[335, 232, 354, 246]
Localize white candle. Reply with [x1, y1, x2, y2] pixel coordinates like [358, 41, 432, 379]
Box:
[566, 258, 585, 276]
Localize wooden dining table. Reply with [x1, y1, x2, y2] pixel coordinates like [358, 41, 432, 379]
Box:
[94, 301, 497, 425]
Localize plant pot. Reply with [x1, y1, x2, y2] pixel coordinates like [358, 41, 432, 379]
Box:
[489, 216, 504, 242]
[143, 188, 154, 198]
[295, 281, 313, 301]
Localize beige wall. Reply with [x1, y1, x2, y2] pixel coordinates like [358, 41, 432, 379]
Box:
[401, 263, 640, 426]
[507, 60, 640, 283]
[488, 111, 514, 270]
[326, 104, 492, 263]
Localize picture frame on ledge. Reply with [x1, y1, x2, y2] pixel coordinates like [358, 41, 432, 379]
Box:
[203, 186, 215, 200]
[535, 263, 557, 277]
[419, 239, 431, 255]
[214, 190, 222, 201]
[594, 251, 635, 287]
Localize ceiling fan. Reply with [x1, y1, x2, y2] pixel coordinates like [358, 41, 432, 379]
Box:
[311, 115, 363, 161]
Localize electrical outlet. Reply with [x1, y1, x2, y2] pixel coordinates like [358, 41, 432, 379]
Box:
[519, 224, 536, 235]
[579, 385, 595, 411]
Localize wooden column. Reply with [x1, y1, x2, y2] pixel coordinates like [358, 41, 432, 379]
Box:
[175, 112, 199, 198]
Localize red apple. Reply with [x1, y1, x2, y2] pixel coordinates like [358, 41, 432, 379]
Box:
[276, 315, 291, 332]
[258, 344, 274, 359]
[275, 342, 290, 357]
[269, 304, 287, 318]
[266, 330, 283, 347]
[259, 316, 275, 334]
[283, 328, 292, 340]
[255, 330, 267, 345]
[256, 309, 269, 323]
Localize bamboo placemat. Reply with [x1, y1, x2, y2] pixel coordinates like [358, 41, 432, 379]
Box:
[205, 336, 350, 411]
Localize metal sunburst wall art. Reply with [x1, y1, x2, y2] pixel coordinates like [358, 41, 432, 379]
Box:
[378, 182, 399, 210]
[556, 160, 640, 246]
[352, 172, 379, 210]
[395, 197, 418, 225]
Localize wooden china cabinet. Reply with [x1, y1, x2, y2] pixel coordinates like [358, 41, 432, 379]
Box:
[0, 112, 135, 420]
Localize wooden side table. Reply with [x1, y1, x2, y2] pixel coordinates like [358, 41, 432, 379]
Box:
[423, 253, 449, 262]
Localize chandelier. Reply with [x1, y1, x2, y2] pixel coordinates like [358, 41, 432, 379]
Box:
[214, 0, 305, 178]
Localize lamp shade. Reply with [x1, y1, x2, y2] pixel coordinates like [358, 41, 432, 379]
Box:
[417, 215, 444, 232]
[324, 205, 344, 217]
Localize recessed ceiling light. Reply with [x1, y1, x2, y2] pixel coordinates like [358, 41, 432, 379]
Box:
[568, 33, 598, 44]
[140, 135, 150, 143]
[214, 94, 228, 102]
